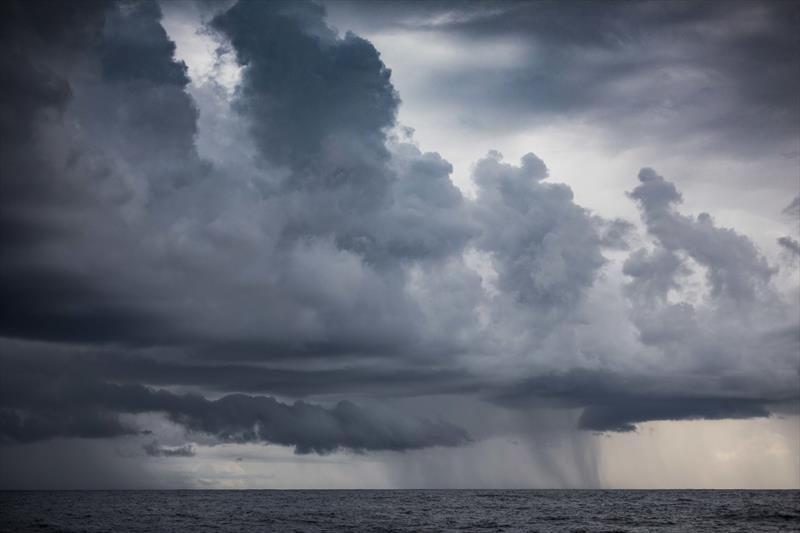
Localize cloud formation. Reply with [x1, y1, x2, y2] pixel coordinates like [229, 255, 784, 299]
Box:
[0, 368, 470, 453]
[327, 0, 800, 156]
[0, 0, 798, 483]
[143, 441, 196, 458]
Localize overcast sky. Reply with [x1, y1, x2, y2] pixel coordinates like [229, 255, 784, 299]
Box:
[1, 0, 798, 489]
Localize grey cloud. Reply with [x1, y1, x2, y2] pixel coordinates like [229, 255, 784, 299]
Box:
[778, 236, 800, 257]
[177, 394, 471, 454]
[377, 141, 475, 262]
[579, 399, 770, 433]
[143, 440, 196, 457]
[629, 167, 775, 303]
[213, 1, 397, 173]
[101, 1, 190, 85]
[783, 196, 800, 218]
[0, 266, 171, 346]
[594, 217, 635, 250]
[0, 373, 471, 454]
[0, 0, 421, 359]
[0, 438, 186, 489]
[328, 0, 800, 156]
[616, 171, 798, 427]
[0, 343, 479, 399]
[622, 248, 687, 304]
[629, 167, 683, 213]
[209, 0, 398, 257]
[0, 0, 204, 348]
[485, 168, 798, 432]
[472, 151, 605, 309]
[210, 1, 474, 268]
[489, 370, 776, 433]
[0, 408, 135, 444]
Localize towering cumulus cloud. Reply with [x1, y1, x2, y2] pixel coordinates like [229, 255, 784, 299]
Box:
[0, 0, 798, 487]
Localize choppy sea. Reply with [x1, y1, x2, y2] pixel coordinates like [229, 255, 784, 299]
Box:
[1, 490, 798, 532]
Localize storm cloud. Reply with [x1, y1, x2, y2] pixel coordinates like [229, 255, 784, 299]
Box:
[0, 0, 798, 487]
[143, 441, 196, 458]
[326, 0, 800, 157]
[0, 368, 470, 453]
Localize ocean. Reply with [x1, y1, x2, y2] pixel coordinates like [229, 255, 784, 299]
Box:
[1, 490, 798, 532]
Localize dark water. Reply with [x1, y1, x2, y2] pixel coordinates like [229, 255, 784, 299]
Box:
[1, 490, 798, 532]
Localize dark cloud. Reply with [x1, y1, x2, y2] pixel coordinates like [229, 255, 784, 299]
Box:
[213, 1, 397, 173]
[629, 167, 775, 303]
[142, 440, 196, 457]
[0, 408, 134, 444]
[210, 1, 474, 267]
[595, 217, 635, 250]
[777, 236, 800, 257]
[0, 0, 203, 348]
[0, 371, 471, 454]
[0, 438, 184, 489]
[0, 266, 170, 345]
[328, 0, 800, 156]
[783, 196, 800, 218]
[0, 342, 479, 399]
[100, 1, 190, 85]
[623, 248, 687, 304]
[579, 398, 770, 433]
[488, 370, 775, 433]
[210, 0, 397, 263]
[176, 394, 471, 454]
[484, 167, 798, 431]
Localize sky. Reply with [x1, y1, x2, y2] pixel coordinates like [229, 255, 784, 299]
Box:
[0, 0, 798, 489]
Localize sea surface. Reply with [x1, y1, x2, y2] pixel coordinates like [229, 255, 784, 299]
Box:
[1, 490, 798, 532]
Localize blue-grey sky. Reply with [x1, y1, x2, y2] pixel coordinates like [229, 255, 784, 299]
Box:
[1, 0, 798, 488]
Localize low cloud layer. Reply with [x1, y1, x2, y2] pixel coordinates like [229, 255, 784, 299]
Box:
[1, 0, 798, 485]
[0, 369, 470, 453]
[143, 441, 196, 458]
